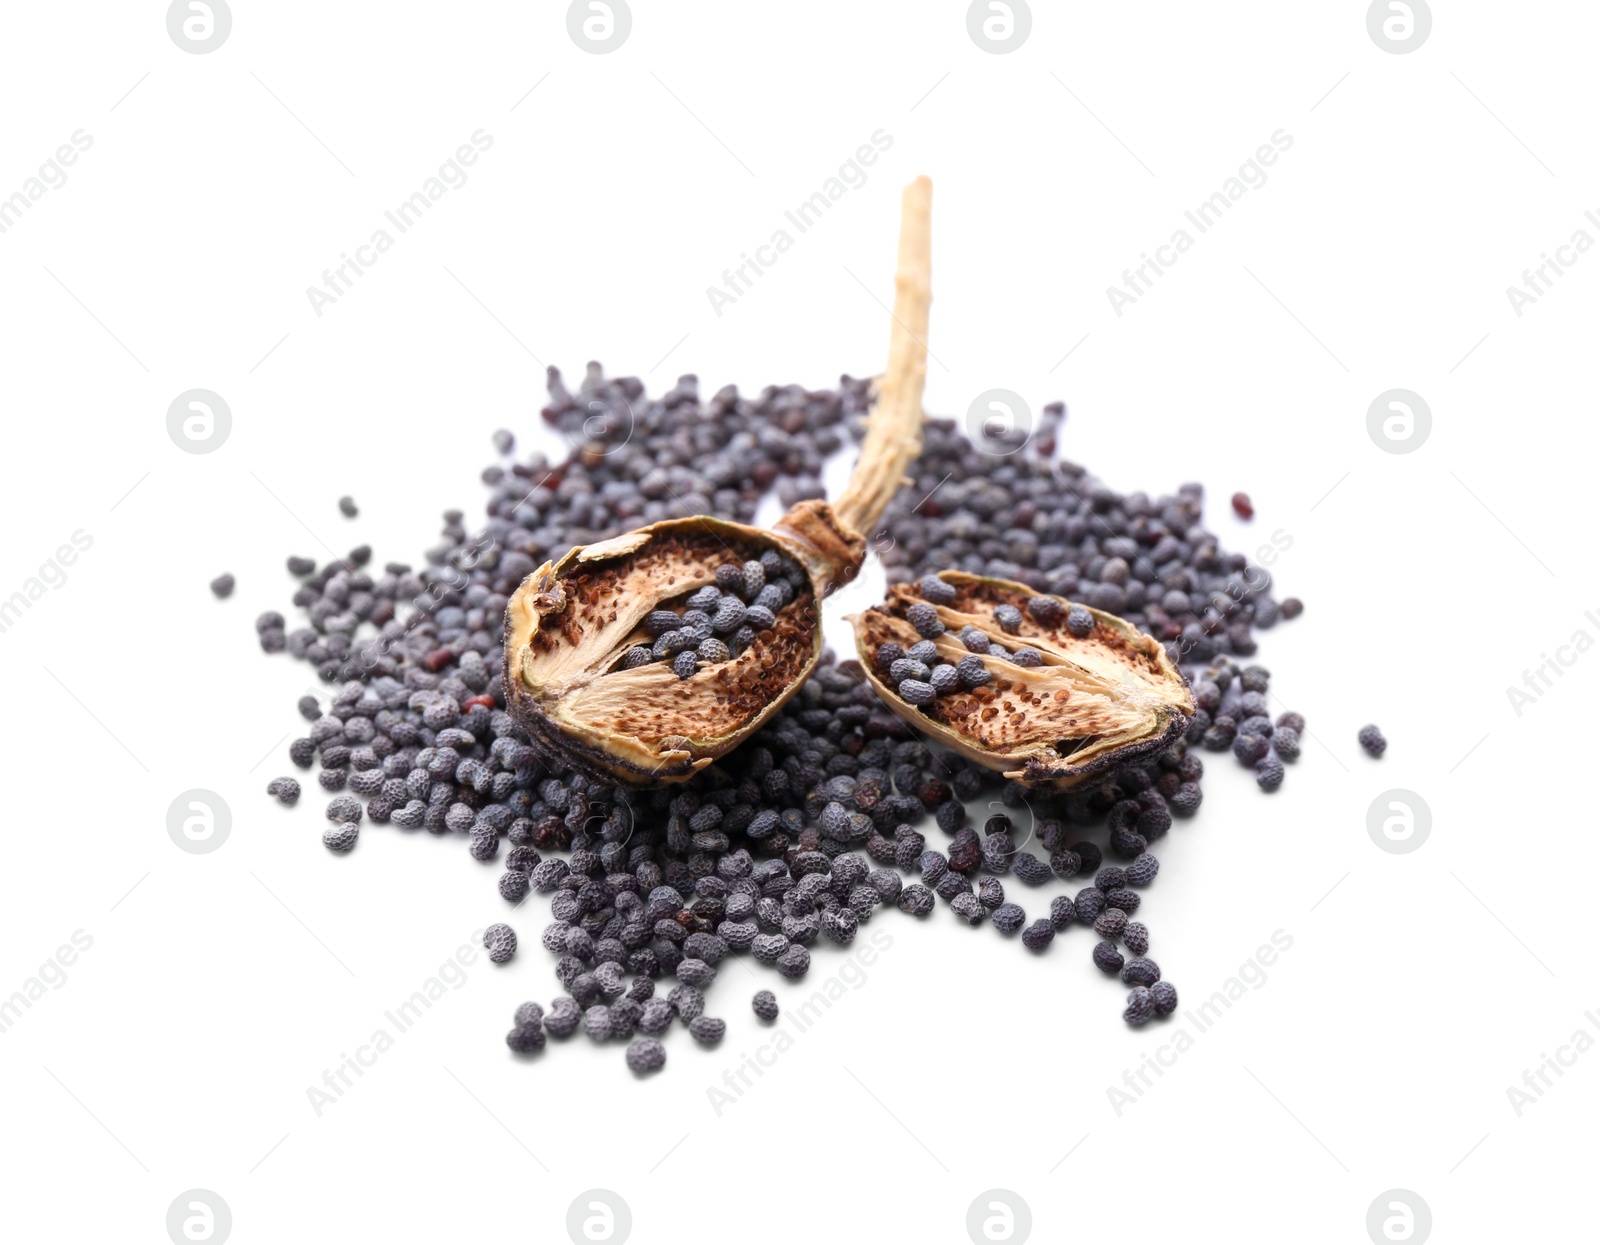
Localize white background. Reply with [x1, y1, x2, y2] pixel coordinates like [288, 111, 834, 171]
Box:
[0, 2, 1593, 1242]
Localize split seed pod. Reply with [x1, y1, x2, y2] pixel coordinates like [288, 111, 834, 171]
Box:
[504, 177, 933, 785]
[851, 571, 1194, 786]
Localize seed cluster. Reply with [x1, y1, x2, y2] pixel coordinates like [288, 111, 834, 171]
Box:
[257, 363, 1311, 1052]
[1185, 662, 1306, 792]
[881, 585, 1085, 708]
[621, 551, 806, 679]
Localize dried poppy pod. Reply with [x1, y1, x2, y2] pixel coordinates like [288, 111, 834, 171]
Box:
[504, 177, 933, 786]
[850, 571, 1194, 786]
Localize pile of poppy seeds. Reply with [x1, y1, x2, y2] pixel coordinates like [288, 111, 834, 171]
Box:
[257, 363, 1334, 1071]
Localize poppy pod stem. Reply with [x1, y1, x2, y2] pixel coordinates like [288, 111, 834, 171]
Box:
[828, 175, 933, 544]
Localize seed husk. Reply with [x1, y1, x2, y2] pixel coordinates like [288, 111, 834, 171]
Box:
[851, 570, 1193, 786]
[503, 178, 933, 785]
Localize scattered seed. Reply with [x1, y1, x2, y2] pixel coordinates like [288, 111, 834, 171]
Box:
[1120, 957, 1161, 987]
[1256, 756, 1285, 791]
[955, 655, 991, 688]
[1021, 920, 1055, 951]
[1026, 595, 1065, 626]
[323, 822, 358, 852]
[906, 602, 944, 639]
[266, 777, 301, 806]
[992, 903, 1026, 935]
[689, 1015, 726, 1045]
[626, 1037, 665, 1072]
[484, 923, 517, 963]
[507, 1025, 546, 1053]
